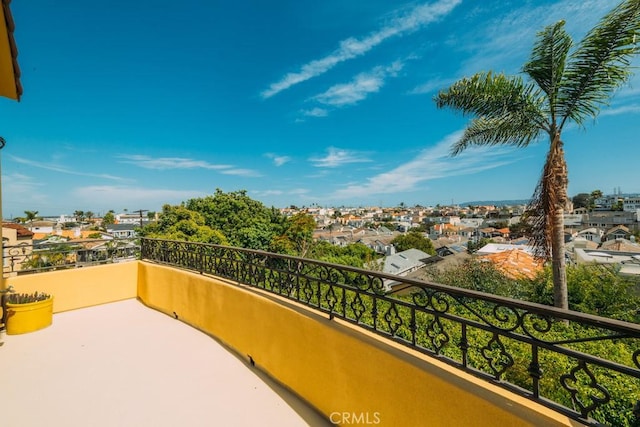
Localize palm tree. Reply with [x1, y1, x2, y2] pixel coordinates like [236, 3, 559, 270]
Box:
[434, 0, 640, 309]
[24, 210, 38, 229]
[74, 210, 85, 224]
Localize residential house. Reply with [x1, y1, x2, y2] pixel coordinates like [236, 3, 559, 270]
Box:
[2, 223, 34, 275]
[564, 214, 584, 227]
[599, 238, 640, 253]
[105, 223, 140, 239]
[480, 249, 543, 280]
[623, 197, 640, 212]
[32, 228, 104, 241]
[115, 212, 148, 225]
[584, 211, 636, 228]
[574, 248, 640, 279]
[602, 225, 631, 242]
[476, 243, 536, 256]
[575, 227, 604, 244]
[28, 220, 55, 234]
[381, 248, 432, 291]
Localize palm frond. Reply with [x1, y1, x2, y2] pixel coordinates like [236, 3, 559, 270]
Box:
[435, 72, 548, 155]
[557, 0, 640, 128]
[435, 72, 539, 119]
[523, 20, 572, 117]
[451, 114, 543, 155]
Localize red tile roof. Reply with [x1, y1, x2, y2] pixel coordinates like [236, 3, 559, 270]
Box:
[482, 249, 543, 280]
[2, 222, 33, 237]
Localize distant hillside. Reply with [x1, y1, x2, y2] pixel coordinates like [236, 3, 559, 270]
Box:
[460, 199, 529, 207]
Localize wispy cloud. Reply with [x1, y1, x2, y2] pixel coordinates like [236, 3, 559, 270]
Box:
[309, 147, 372, 168]
[332, 132, 521, 199]
[9, 155, 126, 181]
[265, 153, 292, 166]
[261, 0, 461, 99]
[2, 172, 46, 202]
[119, 155, 231, 170]
[2, 173, 52, 215]
[598, 104, 640, 117]
[220, 168, 262, 177]
[119, 154, 261, 177]
[301, 108, 329, 118]
[312, 61, 404, 107]
[253, 188, 310, 198]
[456, 0, 613, 76]
[409, 76, 456, 95]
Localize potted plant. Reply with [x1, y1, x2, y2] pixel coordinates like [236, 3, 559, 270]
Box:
[2, 286, 54, 335]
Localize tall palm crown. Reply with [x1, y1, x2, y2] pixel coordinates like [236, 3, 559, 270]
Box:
[435, 0, 640, 308]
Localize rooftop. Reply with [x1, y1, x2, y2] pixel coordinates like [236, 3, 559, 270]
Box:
[3, 298, 328, 427]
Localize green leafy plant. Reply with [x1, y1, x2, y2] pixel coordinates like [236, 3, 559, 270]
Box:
[7, 291, 51, 304]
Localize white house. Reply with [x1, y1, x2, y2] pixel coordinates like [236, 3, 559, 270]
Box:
[381, 248, 431, 291]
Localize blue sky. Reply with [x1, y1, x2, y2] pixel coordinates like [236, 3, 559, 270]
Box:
[1, 0, 638, 218]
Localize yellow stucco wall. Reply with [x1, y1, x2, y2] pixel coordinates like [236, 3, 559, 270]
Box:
[137, 262, 579, 427]
[5, 261, 138, 313]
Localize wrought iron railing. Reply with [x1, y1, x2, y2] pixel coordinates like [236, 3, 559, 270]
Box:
[140, 238, 640, 426]
[3, 238, 139, 276]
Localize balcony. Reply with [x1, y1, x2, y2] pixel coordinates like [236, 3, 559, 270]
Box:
[2, 238, 639, 426]
[3, 298, 327, 426]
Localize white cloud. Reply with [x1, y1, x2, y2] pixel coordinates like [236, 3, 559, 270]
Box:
[1, 173, 51, 215]
[313, 61, 404, 107]
[219, 168, 262, 177]
[301, 108, 329, 118]
[119, 154, 261, 177]
[409, 76, 456, 95]
[9, 155, 127, 181]
[598, 104, 640, 117]
[332, 131, 522, 199]
[310, 147, 372, 168]
[260, 0, 461, 98]
[118, 155, 231, 170]
[265, 153, 292, 166]
[456, 0, 614, 77]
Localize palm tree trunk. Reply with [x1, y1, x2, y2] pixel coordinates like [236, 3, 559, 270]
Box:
[549, 134, 568, 309]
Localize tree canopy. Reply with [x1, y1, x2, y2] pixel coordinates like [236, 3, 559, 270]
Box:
[183, 189, 285, 250]
[391, 230, 436, 255]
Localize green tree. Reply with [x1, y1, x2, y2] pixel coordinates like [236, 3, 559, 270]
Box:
[572, 193, 590, 209]
[391, 230, 436, 255]
[102, 211, 116, 226]
[589, 189, 604, 210]
[184, 189, 284, 250]
[141, 205, 227, 244]
[272, 212, 316, 256]
[434, 1, 640, 308]
[467, 237, 494, 254]
[74, 210, 85, 223]
[309, 241, 379, 268]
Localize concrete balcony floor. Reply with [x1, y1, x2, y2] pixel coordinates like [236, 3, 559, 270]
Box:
[2, 299, 330, 427]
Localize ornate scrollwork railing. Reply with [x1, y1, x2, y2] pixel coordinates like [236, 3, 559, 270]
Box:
[2, 238, 139, 276]
[141, 238, 640, 426]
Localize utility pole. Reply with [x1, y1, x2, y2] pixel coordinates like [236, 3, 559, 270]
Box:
[132, 209, 148, 228]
